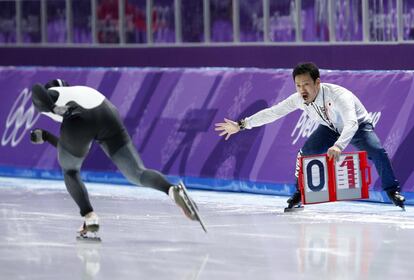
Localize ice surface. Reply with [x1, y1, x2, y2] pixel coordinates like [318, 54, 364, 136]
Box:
[0, 177, 413, 280]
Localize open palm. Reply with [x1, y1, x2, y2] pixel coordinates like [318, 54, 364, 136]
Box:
[214, 118, 240, 140]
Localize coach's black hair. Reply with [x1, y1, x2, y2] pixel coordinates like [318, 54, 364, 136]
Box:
[292, 62, 320, 82]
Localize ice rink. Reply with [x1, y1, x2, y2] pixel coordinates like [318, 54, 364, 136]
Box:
[0, 176, 413, 280]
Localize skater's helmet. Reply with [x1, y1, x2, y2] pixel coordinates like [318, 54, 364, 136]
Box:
[45, 79, 69, 89]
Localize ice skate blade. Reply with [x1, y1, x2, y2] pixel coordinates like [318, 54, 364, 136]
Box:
[77, 235, 102, 242]
[284, 206, 304, 213]
[390, 201, 406, 211]
[179, 182, 208, 233]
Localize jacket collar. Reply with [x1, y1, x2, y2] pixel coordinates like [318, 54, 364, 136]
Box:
[309, 84, 324, 106]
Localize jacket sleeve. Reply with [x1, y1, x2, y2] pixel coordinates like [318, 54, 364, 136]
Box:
[31, 83, 56, 113]
[244, 93, 301, 129]
[333, 93, 359, 150]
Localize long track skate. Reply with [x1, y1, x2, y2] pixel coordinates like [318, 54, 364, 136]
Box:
[387, 190, 406, 211]
[178, 182, 208, 233]
[76, 223, 101, 242]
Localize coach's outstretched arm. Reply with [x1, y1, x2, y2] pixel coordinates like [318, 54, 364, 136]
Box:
[214, 118, 244, 140]
[215, 93, 299, 141]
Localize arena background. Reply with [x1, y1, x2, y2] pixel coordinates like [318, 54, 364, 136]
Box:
[1, 0, 414, 204]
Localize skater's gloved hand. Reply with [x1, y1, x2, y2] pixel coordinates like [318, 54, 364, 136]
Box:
[53, 101, 84, 120]
[30, 128, 44, 144]
[64, 101, 84, 120]
[327, 145, 342, 161]
[52, 105, 69, 116]
[214, 118, 240, 140]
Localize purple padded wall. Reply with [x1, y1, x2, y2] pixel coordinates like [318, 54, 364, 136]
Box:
[0, 66, 413, 201]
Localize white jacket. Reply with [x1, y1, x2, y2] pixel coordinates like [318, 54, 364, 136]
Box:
[244, 83, 372, 150]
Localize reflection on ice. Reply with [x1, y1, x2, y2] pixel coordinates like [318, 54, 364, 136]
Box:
[77, 242, 101, 280]
[0, 177, 413, 280]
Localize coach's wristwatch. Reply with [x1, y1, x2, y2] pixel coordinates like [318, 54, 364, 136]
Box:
[237, 119, 247, 130]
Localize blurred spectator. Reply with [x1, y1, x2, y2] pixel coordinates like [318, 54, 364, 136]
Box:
[210, 0, 233, 42]
[73, 0, 92, 43]
[239, 0, 263, 42]
[47, 1, 67, 43]
[182, 0, 203, 42]
[152, 1, 175, 43]
[97, 0, 119, 43]
[315, 0, 329, 41]
[404, 8, 414, 40]
[136, 9, 147, 42]
[22, 1, 41, 43]
[269, 0, 296, 42]
[129, 3, 146, 43]
[0, 1, 16, 43]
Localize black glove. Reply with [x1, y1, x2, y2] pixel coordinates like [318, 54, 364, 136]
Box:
[53, 101, 84, 120]
[30, 129, 44, 144]
[64, 101, 84, 119]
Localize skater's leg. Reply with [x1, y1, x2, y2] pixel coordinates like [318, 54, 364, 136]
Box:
[101, 141, 198, 220]
[93, 100, 171, 193]
[100, 141, 171, 194]
[58, 144, 94, 217]
[92, 101, 200, 221]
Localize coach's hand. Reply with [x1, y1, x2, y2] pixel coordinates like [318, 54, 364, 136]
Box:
[214, 118, 240, 140]
[327, 146, 341, 161]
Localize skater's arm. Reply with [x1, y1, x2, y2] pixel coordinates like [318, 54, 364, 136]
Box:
[30, 129, 59, 147]
[31, 83, 58, 113]
[43, 130, 59, 147]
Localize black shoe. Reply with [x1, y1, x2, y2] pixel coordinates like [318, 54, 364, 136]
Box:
[286, 190, 302, 208]
[284, 191, 304, 213]
[386, 189, 405, 210]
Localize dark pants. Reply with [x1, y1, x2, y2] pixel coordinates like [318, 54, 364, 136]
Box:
[297, 123, 399, 192]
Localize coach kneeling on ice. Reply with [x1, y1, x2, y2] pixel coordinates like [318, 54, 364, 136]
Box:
[215, 62, 405, 211]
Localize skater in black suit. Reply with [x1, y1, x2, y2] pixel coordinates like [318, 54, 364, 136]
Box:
[30, 79, 199, 238]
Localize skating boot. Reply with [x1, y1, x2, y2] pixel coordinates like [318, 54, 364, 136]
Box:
[284, 190, 304, 213]
[169, 184, 198, 220]
[386, 189, 405, 211]
[169, 182, 207, 232]
[77, 212, 101, 241]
